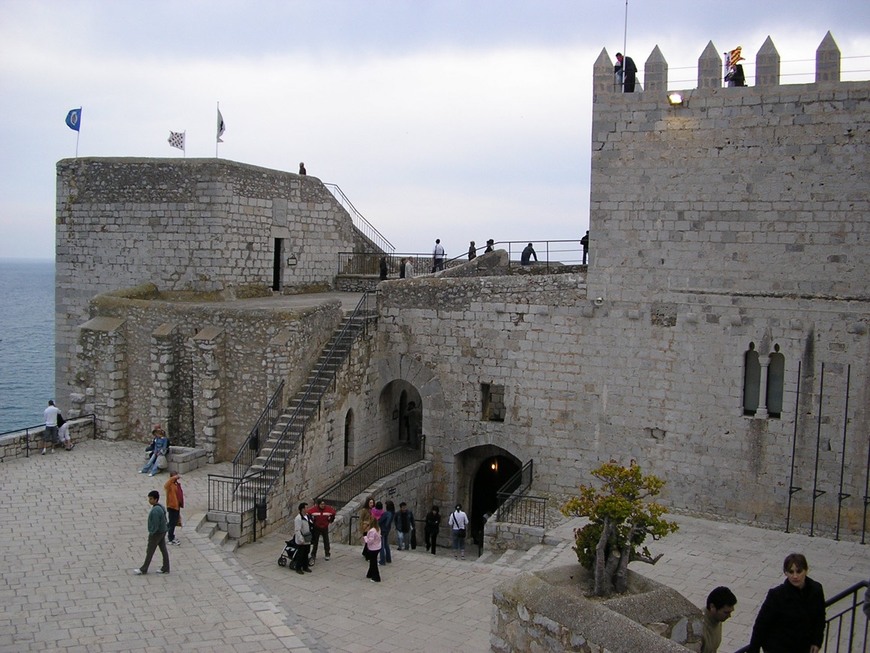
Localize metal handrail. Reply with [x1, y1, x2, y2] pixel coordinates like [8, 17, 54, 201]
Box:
[733, 579, 868, 653]
[324, 183, 394, 255]
[231, 380, 285, 480]
[319, 442, 425, 510]
[445, 239, 587, 269]
[207, 291, 378, 538]
[492, 460, 546, 528]
[1, 413, 98, 457]
[256, 291, 377, 491]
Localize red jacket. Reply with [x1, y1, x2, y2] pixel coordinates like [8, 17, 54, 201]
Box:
[306, 504, 336, 530]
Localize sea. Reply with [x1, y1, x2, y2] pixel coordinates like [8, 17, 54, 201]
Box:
[0, 258, 55, 433]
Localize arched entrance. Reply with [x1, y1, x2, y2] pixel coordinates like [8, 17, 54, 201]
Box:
[470, 452, 520, 544]
[378, 380, 423, 449]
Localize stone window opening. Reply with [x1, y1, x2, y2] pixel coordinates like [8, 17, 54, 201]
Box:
[344, 409, 354, 467]
[743, 342, 760, 416]
[766, 344, 785, 419]
[481, 383, 506, 422]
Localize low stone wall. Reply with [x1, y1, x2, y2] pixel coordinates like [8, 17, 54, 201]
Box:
[0, 418, 94, 463]
[335, 275, 381, 293]
[167, 446, 208, 475]
[484, 520, 547, 553]
[491, 566, 703, 653]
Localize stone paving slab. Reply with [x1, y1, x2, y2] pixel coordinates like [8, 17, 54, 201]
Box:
[1, 439, 867, 652]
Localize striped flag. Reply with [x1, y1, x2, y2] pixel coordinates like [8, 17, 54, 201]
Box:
[168, 131, 185, 151]
[729, 47, 745, 67]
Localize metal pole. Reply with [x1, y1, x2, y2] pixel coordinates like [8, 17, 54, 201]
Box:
[835, 365, 851, 540]
[809, 363, 827, 537]
[785, 360, 802, 533]
[863, 403, 870, 545]
[622, 0, 629, 92]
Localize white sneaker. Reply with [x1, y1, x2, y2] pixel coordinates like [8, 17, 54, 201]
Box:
[132, 569, 144, 575]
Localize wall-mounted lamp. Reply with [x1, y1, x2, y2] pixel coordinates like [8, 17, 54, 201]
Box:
[593, 297, 604, 307]
[287, 254, 298, 267]
[490, 460, 498, 472]
[667, 92, 684, 107]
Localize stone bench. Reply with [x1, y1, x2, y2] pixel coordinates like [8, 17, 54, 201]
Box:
[167, 446, 208, 475]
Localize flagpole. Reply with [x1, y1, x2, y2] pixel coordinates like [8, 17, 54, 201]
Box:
[623, 0, 629, 90]
[216, 102, 220, 158]
[183, 130, 187, 159]
[75, 129, 80, 158]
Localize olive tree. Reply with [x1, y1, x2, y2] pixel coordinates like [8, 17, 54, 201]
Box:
[560, 460, 678, 597]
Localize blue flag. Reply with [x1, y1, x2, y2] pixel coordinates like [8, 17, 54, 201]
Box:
[65, 108, 82, 132]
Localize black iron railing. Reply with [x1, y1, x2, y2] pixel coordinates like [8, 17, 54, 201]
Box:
[319, 442, 425, 511]
[231, 380, 285, 480]
[493, 460, 547, 528]
[324, 183, 394, 255]
[733, 579, 868, 653]
[338, 252, 433, 277]
[0, 413, 97, 457]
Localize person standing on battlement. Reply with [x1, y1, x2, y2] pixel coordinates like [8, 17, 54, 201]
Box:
[298, 162, 306, 175]
[433, 239, 445, 272]
[615, 52, 637, 92]
[581, 230, 589, 265]
[521, 243, 538, 265]
[468, 241, 477, 260]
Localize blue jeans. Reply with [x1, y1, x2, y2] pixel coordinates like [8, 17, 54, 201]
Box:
[452, 530, 466, 555]
[141, 451, 162, 474]
[379, 534, 392, 564]
[396, 530, 407, 550]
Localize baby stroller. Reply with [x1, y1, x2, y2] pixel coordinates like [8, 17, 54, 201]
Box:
[277, 539, 315, 569]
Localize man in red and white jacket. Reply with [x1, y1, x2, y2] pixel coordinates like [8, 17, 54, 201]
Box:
[306, 499, 337, 561]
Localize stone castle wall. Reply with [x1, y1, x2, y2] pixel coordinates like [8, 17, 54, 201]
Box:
[74, 284, 343, 457]
[55, 158, 358, 406]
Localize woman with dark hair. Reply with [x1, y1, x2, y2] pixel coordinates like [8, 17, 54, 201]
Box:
[448, 504, 469, 560]
[747, 553, 825, 653]
[424, 505, 441, 555]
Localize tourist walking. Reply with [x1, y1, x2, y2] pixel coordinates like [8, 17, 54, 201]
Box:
[701, 586, 737, 653]
[306, 499, 336, 561]
[468, 241, 477, 260]
[132, 490, 170, 575]
[432, 238, 445, 272]
[448, 504, 469, 559]
[378, 500, 394, 565]
[395, 502, 415, 551]
[363, 518, 382, 583]
[293, 502, 313, 575]
[424, 505, 441, 554]
[746, 553, 825, 653]
[164, 472, 184, 546]
[141, 425, 169, 477]
[42, 399, 61, 454]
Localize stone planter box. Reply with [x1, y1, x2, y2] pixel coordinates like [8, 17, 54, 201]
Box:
[492, 564, 704, 653]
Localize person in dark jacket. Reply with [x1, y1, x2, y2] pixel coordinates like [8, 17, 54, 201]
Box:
[424, 505, 441, 554]
[378, 500, 394, 565]
[395, 502, 415, 551]
[379, 256, 388, 280]
[614, 52, 637, 92]
[747, 553, 825, 653]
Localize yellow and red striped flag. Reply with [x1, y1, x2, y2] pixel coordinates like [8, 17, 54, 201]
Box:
[729, 46, 745, 67]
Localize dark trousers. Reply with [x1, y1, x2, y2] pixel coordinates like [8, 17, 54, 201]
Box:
[293, 543, 311, 570]
[141, 531, 169, 573]
[167, 509, 180, 542]
[425, 526, 438, 554]
[365, 549, 381, 581]
[310, 526, 329, 558]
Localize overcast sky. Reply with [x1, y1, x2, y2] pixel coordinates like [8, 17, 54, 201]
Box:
[1, 0, 868, 260]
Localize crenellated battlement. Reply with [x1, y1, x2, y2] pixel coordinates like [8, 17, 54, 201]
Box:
[594, 31, 851, 96]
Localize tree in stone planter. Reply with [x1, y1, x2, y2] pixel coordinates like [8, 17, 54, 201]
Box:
[560, 460, 678, 597]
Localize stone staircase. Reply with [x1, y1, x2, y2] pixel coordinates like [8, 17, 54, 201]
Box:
[234, 310, 372, 505]
[474, 539, 574, 572]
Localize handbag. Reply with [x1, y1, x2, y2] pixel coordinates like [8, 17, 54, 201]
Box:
[410, 529, 417, 550]
[458, 528, 466, 538]
[156, 453, 168, 469]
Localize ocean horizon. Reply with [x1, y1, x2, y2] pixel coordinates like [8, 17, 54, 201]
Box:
[0, 257, 55, 433]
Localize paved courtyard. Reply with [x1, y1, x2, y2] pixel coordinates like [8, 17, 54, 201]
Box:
[0, 439, 867, 652]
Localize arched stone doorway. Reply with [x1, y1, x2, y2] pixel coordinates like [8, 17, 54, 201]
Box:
[378, 380, 423, 449]
[461, 446, 521, 544]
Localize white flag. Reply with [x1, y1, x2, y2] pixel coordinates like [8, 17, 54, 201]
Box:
[217, 109, 225, 143]
[168, 131, 185, 151]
